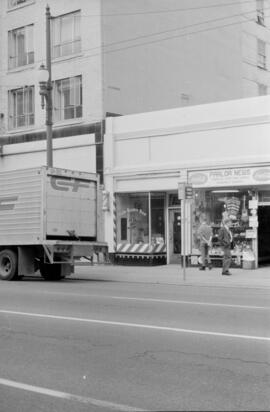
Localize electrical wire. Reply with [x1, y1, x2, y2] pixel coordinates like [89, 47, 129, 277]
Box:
[79, 0, 269, 17]
[74, 5, 270, 55]
[0, 4, 269, 78]
[49, 11, 270, 63]
[1, 4, 270, 80]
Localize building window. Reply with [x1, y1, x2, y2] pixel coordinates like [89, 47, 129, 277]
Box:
[258, 83, 267, 95]
[257, 39, 266, 69]
[150, 193, 165, 244]
[8, 0, 29, 8]
[52, 11, 81, 59]
[53, 76, 82, 122]
[192, 189, 254, 267]
[116, 193, 165, 246]
[257, 0, 265, 25]
[8, 86, 34, 129]
[8, 25, 34, 69]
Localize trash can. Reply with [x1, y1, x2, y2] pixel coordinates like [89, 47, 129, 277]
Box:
[242, 259, 255, 270]
[242, 249, 255, 270]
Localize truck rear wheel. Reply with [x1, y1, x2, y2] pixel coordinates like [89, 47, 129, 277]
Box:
[0, 249, 18, 281]
[39, 262, 63, 281]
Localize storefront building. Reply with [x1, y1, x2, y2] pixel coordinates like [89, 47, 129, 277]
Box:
[103, 96, 270, 269]
[189, 166, 270, 269]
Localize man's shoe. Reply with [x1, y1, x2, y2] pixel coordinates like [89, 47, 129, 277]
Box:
[222, 271, 232, 276]
[199, 266, 205, 271]
[208, 265, 213, 270]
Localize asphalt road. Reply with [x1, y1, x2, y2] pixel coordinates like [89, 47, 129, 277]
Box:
[0, 273, 269, 411]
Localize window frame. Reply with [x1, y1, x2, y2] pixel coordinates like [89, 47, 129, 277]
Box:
[53, 75, 83, 122]
[115, 192, 166, 246]
[51, 10, 81, 59]
[7, 0, 32, 9]
[8, 86, 35, 130]
[256, 0, 265, 25]
[257, 39, 266, 69]
[8, 24, 34, 69]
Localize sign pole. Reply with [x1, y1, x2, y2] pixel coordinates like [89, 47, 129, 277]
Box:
[178, 182, 193, 281]
[182, 197, 186, 281]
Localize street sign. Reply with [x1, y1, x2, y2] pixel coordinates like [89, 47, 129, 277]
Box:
[185, 185, 193, 199]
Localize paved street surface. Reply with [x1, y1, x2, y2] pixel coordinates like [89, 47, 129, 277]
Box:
[0, 264, 269, 411]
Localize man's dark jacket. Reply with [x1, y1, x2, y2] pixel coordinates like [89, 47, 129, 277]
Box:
[218, 226, 232, 248]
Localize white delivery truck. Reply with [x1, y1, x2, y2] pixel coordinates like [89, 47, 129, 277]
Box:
[0, 166, 107, 280]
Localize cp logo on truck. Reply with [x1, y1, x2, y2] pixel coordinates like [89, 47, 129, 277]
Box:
[51, 177, 90, 192]
[0, 196, 18, 210]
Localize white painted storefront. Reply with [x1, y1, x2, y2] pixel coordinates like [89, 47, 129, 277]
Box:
[0, 134, 96, 173]
[104, 96, 270, 268]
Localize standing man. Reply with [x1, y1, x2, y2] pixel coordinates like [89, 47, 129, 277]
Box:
[197, 217, 213, 270]
[218, 218, 233, 276]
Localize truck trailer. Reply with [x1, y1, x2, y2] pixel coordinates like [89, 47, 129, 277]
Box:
[0, 166, 107, 280]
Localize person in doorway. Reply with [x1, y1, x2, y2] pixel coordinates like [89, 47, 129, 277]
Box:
[197, 217, 213, 270]
[218, 217, 233, 276]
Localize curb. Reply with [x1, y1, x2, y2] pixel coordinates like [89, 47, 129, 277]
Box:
[72, 265, 270, 290]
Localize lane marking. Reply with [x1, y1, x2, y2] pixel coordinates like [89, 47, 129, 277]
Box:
[0, 378, 145, 412]
[73, 294, 270, 310]
[1, 309, 269, 342]
[5, 289, 269, 310]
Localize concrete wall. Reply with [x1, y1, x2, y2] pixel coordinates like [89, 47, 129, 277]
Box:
[103, 0, 241, 115]
[0, 134, 96, 172]
[105, 96, 270, 178]
[241, 0, 270, 97]
[103, 0, 270, 115]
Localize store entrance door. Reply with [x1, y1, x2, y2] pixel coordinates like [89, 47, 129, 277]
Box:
[258, 206, 270, 265]
[168, 209, 181, 264]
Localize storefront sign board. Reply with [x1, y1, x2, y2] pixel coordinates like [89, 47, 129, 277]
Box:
[249, 199, 258, 209]
[249, 216, 258, 228]
[188, 166, 270, 188]
[245, 229, 257, 239]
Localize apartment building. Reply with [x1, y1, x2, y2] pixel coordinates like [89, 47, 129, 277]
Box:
[0, 0, 104, 177]
[0, 0, 270, 178]
[103, 0, 270, 114]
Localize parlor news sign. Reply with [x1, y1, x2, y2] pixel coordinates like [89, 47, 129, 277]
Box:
[188, 166, 270, 188]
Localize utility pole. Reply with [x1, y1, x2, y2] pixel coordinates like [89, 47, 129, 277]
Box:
[38, 5, 53, 167]
[45, 5, 53, 168]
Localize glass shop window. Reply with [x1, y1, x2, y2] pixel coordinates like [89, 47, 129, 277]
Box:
[192, 189, 253, 253]
[116, 193, 149, 244]
[151, 193, 165, 244]
[169, 193, 180, 206]
[116, 192, 165, 245]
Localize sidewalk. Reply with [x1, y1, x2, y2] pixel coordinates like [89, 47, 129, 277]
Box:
[72, 263, 270, 289]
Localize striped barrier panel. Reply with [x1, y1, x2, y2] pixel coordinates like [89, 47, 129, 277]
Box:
[116, 243, 166, 254]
